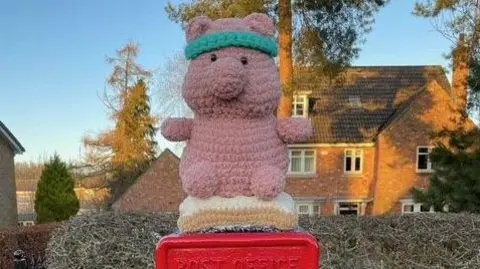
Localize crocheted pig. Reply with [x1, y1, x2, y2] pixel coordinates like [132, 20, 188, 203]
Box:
[161, 13, 313, 202]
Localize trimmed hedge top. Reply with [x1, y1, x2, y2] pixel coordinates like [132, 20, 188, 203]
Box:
[45, 212, 480, 269]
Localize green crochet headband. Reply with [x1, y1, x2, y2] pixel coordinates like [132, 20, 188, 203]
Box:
[185, 31, 278, 60]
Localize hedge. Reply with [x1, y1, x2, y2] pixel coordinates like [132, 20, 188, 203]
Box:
[45, 212, 480, 269]
[0, 222, 59, 268]
[45, 212, 177, 269]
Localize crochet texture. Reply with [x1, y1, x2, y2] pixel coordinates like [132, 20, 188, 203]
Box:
[185, 31, 278, 60]
[161, 13, 313, 233]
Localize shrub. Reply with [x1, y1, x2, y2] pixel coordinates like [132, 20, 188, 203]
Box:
[35, 154, 80, 223]
[0, 223, 59, 268]
[35, 154, 80, 224]
[46, 212, 480, 269]
[299, 214, 480, 268]
[45, 212, 177, 269]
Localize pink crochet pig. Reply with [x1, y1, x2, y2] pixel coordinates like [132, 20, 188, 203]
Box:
[161, 13, 313, 201]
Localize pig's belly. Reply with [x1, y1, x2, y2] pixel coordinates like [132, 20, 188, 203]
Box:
[180, 118, 288, 197]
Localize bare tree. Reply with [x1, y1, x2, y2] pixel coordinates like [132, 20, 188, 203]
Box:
[154, 51, 192, 153]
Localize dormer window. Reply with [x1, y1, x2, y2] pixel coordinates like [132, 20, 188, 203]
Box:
[292, 95, 308, 117]
[348, 95, 362, 108]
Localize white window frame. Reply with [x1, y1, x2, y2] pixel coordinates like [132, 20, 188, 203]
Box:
[401, 199, 434, 214]
[18, 221, 35, 226]
[295, 202, 321, 216]
[344, 149, 363, 174]
[416, 146, 434, 173]
[288, 149, 316, 176]
[334, 201, 361, 216]
[348, 95, 362, 108]
[292, 95, 308, 117]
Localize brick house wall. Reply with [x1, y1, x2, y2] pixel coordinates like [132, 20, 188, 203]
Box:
[0, 136, 19, 228]
[112, 149, 185, 213]
[285, 146, 375, 216]
[114, 66, 474, 217]
[373, 82, 458, 215]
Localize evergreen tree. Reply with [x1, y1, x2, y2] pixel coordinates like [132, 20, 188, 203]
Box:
[410, 1, 480, 212]
[34, 154, 79, 223]
[82, 42, 158, 203]
[165, 0, 387, 118]
[114, 78, 158, 170]
[412, 120, 480, 213]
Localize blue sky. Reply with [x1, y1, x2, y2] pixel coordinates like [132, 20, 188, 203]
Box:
[0, 0, 455, 162]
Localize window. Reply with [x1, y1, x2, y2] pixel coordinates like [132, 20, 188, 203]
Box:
[18, 221, 34, 226]
[292, 95, 307, 117]
[336, 202, 360, 216]
[345, 149, 363, 174]
[288, 149, 316, 175]
[348, 95, 362, 108]
[295, 202, 321, 216]
[417, 146, 434, 172]
[401, 200, 434, 214]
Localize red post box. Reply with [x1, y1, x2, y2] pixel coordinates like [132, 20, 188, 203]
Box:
[155, 231, 319, 269]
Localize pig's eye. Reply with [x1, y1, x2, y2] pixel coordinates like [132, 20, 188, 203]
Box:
[210, 54, 217, 62]
[240, 56, 248, 65]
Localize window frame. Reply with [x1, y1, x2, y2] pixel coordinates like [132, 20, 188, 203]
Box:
[401, 200, 434, 214]
[344, 149, 363, 174]
[334, 201, 361, 216]
[288, 149, 316, 176]
[348, 95, 362, 108]
[295, 202, 321, 216]
[416, 146, 434, 173]
[18, 221, 35, 226]
[292, 95, 308, 118]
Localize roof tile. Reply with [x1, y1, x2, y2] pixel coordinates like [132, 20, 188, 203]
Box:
[296, 66, 451, 143]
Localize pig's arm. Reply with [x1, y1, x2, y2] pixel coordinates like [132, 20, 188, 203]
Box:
[277, 118, 313, 143]
[160, 118, 193, 142]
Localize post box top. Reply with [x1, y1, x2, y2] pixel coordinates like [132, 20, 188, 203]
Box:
[155, 231, 319, 269]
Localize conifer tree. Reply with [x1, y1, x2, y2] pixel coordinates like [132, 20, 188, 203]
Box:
[82, 42, 158, 203]
[411, 120, 480, 212]
[412, 0, 480, 211]
[34, 154, 79, 223]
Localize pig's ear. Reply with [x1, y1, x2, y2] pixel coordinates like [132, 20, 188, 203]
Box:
[186, 16, 212, 42]
[243, 13, 275, 37]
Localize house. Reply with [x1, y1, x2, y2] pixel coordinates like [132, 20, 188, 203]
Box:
[112, 45, 474, 218]
[286, 60, 473, 216]
[112, 149, 185, 212]
[0, 121, 25, 228]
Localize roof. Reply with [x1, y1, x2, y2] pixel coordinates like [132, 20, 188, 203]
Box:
[296, 65, 452, 143]
[111, 148, 180, 206]
[0, 120, 25, 154]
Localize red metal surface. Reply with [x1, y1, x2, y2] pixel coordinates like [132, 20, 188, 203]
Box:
[155, 232, 319, 269]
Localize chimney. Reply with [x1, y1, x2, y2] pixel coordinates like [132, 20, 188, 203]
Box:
[451, 34, 469, 112]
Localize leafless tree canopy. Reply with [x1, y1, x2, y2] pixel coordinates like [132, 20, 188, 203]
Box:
[154, 51, 192, 121]
[415, 0, 480, 59]
[153, 52, 192, 153]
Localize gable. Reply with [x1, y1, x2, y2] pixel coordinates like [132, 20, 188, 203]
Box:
[379, 81, 477, 138]
[112, 149, 184, 212]
[0, 121, 25, 154]
[296, 66, 452, 143]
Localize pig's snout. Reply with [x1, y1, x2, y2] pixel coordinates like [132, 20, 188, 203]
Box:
[209, 58, 246, 100]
